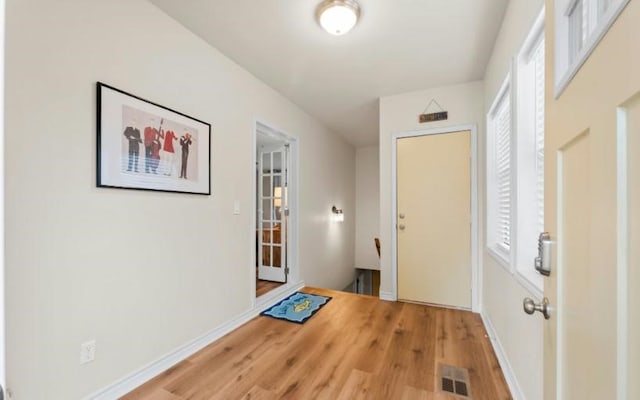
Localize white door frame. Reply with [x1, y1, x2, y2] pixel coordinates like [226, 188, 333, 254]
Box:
[251, 119, 300, 305]
[390, 124, 480, 312]
[0, 0, 6, 392]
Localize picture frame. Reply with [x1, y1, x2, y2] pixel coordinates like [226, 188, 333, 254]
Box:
[96, 82, 211, 195]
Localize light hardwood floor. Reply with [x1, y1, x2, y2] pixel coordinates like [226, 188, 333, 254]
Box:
[123, 288, 511, 400]
[256, 279, 283, 297]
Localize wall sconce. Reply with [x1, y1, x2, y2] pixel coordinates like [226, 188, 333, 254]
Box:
[332, 205, 344, 222]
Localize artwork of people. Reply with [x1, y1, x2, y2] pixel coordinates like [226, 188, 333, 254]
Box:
[180, 132, 192, 179]
[123, 124, 142, 172]
[99, 82, 210, 195]
[162, 129, 178, 176]
[121, 105, 198, 181]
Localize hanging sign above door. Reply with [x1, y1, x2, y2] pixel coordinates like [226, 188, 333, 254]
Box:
[419, 111, 448, 123]
[419, 98, 448, 123]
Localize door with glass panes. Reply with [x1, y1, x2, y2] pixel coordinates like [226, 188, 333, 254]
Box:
[542, 2, 639, 399]
[258, 146, 288, 282]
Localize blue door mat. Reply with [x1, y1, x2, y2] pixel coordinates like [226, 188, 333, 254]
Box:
[260, 292, 331, 324]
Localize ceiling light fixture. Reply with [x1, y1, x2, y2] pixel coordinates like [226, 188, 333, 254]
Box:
[316, 0, 361, 36]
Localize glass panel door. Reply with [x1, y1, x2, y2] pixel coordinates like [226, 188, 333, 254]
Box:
[258, 146, 287, 283]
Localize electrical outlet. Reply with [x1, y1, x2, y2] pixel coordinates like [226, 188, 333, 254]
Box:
[80, 340, 96, 364]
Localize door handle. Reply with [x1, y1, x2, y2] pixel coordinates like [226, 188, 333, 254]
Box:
[398, 224, 405, 230]
[523, 297, 551, 319]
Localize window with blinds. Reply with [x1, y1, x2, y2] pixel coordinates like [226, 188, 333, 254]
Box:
[513, 14, 545, 293]
[533, 39, 545, 235]
[495, 96, 512, 251]
[487, 76, 512, 264]
[487, 10, 546, 293]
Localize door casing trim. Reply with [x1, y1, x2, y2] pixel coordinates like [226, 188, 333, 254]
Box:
[616, 104, 630, 400]
[390, 124, 479, 312]
[252, 119, 300, 304]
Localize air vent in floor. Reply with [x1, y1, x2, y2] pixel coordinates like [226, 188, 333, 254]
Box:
[438, 363, 472, 399]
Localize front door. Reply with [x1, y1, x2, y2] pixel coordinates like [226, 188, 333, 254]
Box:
[257, 146, 288, 283]
[396, 130, 471, 308]
[543, 2, 639, 398]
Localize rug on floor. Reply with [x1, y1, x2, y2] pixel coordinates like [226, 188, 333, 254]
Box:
[260, 291, 331, 324]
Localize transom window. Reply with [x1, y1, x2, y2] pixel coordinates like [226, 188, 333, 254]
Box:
[555, 0, 630, 96]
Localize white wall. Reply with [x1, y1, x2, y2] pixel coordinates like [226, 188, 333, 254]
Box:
[355, 145, 380, 269]
[482, 1, 545, 399]
[378, 81, 484, 298]
[4, 0, 355, 398]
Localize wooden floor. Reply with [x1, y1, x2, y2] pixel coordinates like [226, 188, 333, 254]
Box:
[256, 279, 284, 297]
[123, 288, 511, 400]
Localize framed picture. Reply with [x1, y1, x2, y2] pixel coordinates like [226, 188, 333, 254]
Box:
[97, 82, 211, 195]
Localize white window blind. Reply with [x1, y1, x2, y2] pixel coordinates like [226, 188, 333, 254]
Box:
[533, 39, 545, 233]
[495, 94, 511, 250]
[510, 11, 546, 292]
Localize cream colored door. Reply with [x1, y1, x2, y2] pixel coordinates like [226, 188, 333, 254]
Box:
[397, 130, 471, 308]
[544, 1, 639, 398]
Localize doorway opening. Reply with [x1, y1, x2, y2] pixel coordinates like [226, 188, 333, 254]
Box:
[254, 122, 297, 299]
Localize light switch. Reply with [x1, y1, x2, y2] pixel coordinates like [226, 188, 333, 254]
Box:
[233, 200, 240, 215]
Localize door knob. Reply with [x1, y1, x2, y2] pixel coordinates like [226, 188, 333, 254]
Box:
[523, 297, 551, 319]
[398, 224, 405, 230]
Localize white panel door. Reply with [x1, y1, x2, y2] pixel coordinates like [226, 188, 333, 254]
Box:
[258, 147, 287, 283]
[543, 2, 639, 398]
[397, 130, 471, 308]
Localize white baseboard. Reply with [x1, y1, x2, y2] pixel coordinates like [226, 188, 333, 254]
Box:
[86, 282, 304, 400]
[255, 280, 304, 308]
[481, 311, 525, 400]
[379, 290, 396, 301]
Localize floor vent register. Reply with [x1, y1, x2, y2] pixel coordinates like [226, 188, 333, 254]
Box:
[438, 363, 472, 399]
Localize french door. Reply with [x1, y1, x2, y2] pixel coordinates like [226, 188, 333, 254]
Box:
[257, 146, 288, 283]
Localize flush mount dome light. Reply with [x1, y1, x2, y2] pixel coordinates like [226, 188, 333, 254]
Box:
[316, 0, 361, 36]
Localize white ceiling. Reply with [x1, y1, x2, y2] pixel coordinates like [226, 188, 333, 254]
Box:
[150, 0, 509, 147]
